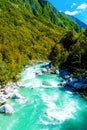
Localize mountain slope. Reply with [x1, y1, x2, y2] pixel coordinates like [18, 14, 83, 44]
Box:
[23, 0, 82, 32]
[0, 0, 85, 85]
[0, 0, 65, 85]
[66, 14, 87, 29]
[2, 0, 82, 32]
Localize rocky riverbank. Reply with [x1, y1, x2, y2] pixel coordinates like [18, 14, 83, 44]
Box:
[0, 81, 25, 114]
[1, 61, 87, 114]
[0, 62, 52, 114]
[59, 69, 87, 99]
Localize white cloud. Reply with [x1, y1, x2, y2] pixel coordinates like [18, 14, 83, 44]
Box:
[77, 3, 87, 10]
[64, 10, 79, 16]
[71, 3, 76, 8]
[65, 3, 87, 17]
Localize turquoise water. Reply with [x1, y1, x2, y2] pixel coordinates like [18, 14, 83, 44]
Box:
[0, 64, 87, 130]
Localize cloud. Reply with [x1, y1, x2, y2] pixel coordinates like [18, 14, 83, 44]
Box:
[65, 3, 87, 17]
[71, 3, 76, 8]
[64, 10, 79, 15]
[77, 3, 87, 10]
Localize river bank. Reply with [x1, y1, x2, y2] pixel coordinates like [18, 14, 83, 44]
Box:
[59, 69, 87, 99]
[0, 62, 87, 130]
[0, 61, 53, 114]
[0, 81, 24, 113]
[0, 61, 87, 114]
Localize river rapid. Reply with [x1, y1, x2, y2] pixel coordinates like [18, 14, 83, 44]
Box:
[0, 63, 87, 130]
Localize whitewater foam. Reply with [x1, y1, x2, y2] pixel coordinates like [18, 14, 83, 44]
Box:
[1, 63, 87, 130]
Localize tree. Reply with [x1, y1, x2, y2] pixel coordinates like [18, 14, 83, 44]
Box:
[0, 61, 10, 87]
[59, 30, 76, 51]
[49, 44, 68, 68]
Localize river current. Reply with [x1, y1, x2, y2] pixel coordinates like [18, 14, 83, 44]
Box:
[0, 63, 87, 130]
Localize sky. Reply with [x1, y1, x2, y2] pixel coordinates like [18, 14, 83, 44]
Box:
[48, 0, 87, 24]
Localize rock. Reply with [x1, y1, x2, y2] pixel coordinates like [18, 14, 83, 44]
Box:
[16, 82, 23, 87]
[66, 81, 74, 87]
[11, 92, 23, 99]
[66, 78, 78, 87]
[70, 78, 78, 82]
[84, 77, 87, 84]
[5, 82, 17, 89]
[0, 104, 14, 114]
[62, 81, 67, 86]
[4, 89, 13, 95]
[43, 62, 53, 69]
[42, 68, 47, 73]
[35, 71, 42, 76]
[64, 75, 70, 79]
[59, 70, 68, 78]
[0, 96, 7, 104]
[55, 70, 59, 75]
[73, 82, 83, 89]
[4, 88, 18, 96]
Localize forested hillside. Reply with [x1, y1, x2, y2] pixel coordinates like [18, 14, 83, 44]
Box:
[50, 29, 87, 77]
[0, 0, 87, 86]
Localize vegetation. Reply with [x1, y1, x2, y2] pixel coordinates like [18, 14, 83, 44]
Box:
[50, 29, 87, 77]
[0, 0, 87, 86]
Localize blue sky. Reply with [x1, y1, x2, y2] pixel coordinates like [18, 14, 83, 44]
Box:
[48, 0, 87, 24]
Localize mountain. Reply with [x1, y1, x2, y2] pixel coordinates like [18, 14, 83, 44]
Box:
[0, 0, 86, 85]
[1, 0, 82, 32]
[23, 0, 86, 30]
[23, 0, 82, 32]
[66, 14, 87, 29]
[0, 0, 64, 85]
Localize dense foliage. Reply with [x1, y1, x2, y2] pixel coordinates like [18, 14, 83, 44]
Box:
[50, 29, 87, 77]
[0, 0, 63, 86]
[0, 0, 87, 86]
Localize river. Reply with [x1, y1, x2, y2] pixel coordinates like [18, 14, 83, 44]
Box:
[0, 63, 87, 130]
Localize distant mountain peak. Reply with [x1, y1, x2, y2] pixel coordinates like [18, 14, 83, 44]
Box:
[65, 14, 87, 29]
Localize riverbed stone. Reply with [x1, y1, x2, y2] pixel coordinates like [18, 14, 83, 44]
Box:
[0, 104, 14, 114]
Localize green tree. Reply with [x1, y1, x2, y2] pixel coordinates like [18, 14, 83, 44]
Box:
[60, 30, 76, 51]
[49, 44, 68, 68]
[0, 61, 10, 86]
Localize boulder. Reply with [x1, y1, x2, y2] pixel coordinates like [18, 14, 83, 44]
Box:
[66, 78, 78, 87]
[0, 96, 7, 104]
[0, 104, 14, 114]
[42, 68, 47, 73]
[35, 71, 42, 76]
[55, 70, 59, 75]
[59, 70, 68, 78]
[73, 82, 83, 89]
[64, 75, 70, 79]
[16, 82, 23, 87]
[4, 88, 18, 97]
[62, 81, 67, 86]
[4, 88, 14, 95]
[11, 92, 23, 99]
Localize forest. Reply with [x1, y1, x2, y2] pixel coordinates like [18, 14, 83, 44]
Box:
[0, 0, 87, 86]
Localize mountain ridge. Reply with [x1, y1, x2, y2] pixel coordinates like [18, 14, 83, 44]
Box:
[65, 14, 87, 29]
[4, 0, 82, 32]
[0, 0, 87, 85]
[23, 0, 87, 30]
[24, 0, 82, 32]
